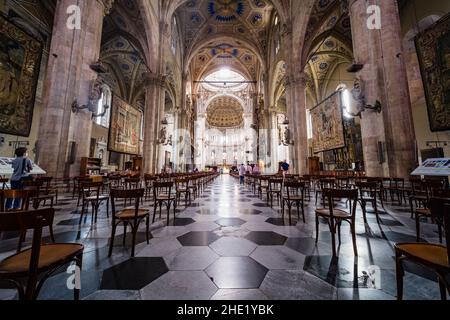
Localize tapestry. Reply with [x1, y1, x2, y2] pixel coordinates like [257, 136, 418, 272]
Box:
[0, 15, 42, 137]
[108, 95, 142, 155]
[415, 14, 450, 132]
[310, 91, 346, 153]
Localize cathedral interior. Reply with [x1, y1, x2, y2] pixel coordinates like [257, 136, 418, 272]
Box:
[0, 0, 450, 302]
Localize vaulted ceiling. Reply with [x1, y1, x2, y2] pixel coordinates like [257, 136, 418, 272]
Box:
[206, 96, 244, 128]
[175, 0, 276, 82]
[100, 0, 149, 107]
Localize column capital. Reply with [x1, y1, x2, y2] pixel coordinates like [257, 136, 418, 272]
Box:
[284, 72, 307, 89]
[144, 72, 166, 88]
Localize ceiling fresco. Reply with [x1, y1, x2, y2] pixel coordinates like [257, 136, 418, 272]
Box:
[100, 0, 149, 106]
[176, 0, 275, 82]
[206, 96, 245, 128]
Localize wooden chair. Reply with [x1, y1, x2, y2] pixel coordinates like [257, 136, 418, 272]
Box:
[386, 178, 404, 205]
[356, 181, 380, 223]
[413, 189, 450, 243]
[257, 176, 269, 200]
[108, 189, 149, 257]
[23, 180, 55, 210]
[76, 177, 93, 207]
[79, 181, 110, 226]
[395, 197, 450, 300]
[282, 181, 306, 225]
[315, 188, 359, 257]
[0, 177, 9, 190]
[144, 175, 157, 201]
[153, 182, 177, 226]
[0, 189, 30, 212]
[0, 208, 84, 300]
[268, 178, 283, 208]
[175, 178, 191, 207]
[315, 178, 336, 206]
[35, 177, 59, 205]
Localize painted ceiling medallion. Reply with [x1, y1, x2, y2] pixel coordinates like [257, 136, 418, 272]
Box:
[208, 0, 245, 22]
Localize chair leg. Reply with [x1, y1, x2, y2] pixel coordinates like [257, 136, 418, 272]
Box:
[395, 251, 404, 300]
[123, 222, 127, 246]
[167, 202, 171, 226]
[415, 214, 421, 242]
[131, 225, 137, 257]
[437, 222, 443, 244]
[315, 215, 320, 244]
[49, 224, 56, 243]
[351, 222, 358, 256]
[153, 202, 157, 223]
[146, 216, 150, 244]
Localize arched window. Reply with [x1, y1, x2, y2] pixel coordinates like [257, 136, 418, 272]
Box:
[274, 15, 281, 55]
[337, 83, 352, 119]
[96, 84, 112, 127]
[171, 17, 178, 55]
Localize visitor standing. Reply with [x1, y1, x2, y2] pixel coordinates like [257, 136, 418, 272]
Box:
[239, 164, 246, 185]
[281, 160, 290, 179]
[7, 147, 33, 209]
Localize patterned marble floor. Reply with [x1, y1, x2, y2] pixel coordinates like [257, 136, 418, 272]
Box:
[0, 175, 446, 300]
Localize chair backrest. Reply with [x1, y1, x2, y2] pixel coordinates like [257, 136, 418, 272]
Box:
[428, 197, 450, 261]
[125, 178, 141, 189]
[110, 188, 144, 218]
[0, 208, 55, 297]
[269, 178, 283, 191]
[323, 188, 358, 218]
[356, 182, 378, 198]
[80, 181, 103, 199]
[0, 189, 31, 211]
[175, 178, 190, 189]
[284, 181, 305, 199]
[153, 182, 174, 197]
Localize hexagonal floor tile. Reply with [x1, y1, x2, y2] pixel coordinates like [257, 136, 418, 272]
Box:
[136, 238, 182, 257]
[140, 271, 218, 300]
[210, 237, 257, 257]
[250, 246, 305, 270]
[285, 237, 331, 256]
[177, 231, 220, 246]
[109, 231, 151, 247]
[164, 247, 219, 270]
[100, 257, 168, 290]
[265, 218, 293, 226]
[245, 231, 287, 246]
[205, 257, 268, 289]
[211, 289, 268, 300]
[169, 218, 196, 226]
[215, 218, 246, 227]
[238, 209, 262, 215]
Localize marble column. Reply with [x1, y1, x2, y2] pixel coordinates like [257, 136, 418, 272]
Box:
[143, 73, 165, 174]
[350, 0, 416, 178]
[37, 0, 113, 178]
[285, 73, 308, 175]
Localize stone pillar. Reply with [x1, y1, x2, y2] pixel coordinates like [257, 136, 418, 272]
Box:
[143, 73, 165, 174]
[37, 0, 113, 178]
[285, 74, 308, 175]
[350, 0, 416, 178]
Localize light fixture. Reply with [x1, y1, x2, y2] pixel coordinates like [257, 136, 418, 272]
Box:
[347, 62, 364, 73]
[72, 79, 109, 118]
[342, 78, 382, 118]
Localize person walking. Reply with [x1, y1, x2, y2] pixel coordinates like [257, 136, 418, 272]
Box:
[281, 160, 290, 179]
[239, 164, 246, 185]
[7, 147, 33, 209]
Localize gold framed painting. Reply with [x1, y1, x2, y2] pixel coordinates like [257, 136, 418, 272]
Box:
[0, 15, 43, 137]
[108, 95, 142, 155]
[310, 91, 346, 154]
[415, 14, 450, 132]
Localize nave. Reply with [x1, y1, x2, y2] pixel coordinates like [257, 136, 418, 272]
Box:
[0, 175, 443, 300]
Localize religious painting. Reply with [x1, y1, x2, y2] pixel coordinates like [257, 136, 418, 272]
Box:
[415, 14, 450, 132]
[310, 91, 346, 154]
[108, 95, 142, 155]
[0, 15, 42, 137]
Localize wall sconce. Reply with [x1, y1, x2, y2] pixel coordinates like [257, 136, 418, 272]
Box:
[72, 79, 109, 118]
[342, 77, 382, 118]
